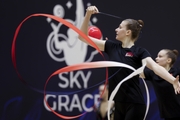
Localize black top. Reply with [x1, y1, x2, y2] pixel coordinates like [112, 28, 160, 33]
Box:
[104, 40, 151, 104]
[144, 67, 180, 118]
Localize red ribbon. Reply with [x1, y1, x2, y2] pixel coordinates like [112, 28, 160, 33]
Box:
[11, 13, 109, 119]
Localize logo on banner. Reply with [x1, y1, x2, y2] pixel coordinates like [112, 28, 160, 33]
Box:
[44, 0, 101, 115]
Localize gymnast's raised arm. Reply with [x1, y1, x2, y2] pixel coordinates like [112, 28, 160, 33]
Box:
[78, 6, 106, 51]
[142, 57, 180, 94]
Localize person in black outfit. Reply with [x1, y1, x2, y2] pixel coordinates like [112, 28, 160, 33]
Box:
[141, 49, 180, 120]
[94, 84, 114, 120]
[78, 6, 180, 120]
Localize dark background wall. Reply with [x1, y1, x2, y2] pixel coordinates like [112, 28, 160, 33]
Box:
[1, 0, 180, 120]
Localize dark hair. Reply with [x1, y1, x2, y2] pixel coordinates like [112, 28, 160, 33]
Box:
[164, 49, 179, 67]
[124, 19, 144, 41]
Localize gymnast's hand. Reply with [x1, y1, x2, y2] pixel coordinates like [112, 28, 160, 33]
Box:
[86, 6, 99, 15]
[173, 75, 180, 94]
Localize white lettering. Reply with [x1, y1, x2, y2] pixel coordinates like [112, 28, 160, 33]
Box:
[44, 93, 99, 112]
[82, 94, 93, 112]
[44, 94, 57, 111]
[69, 94, 82, 111]
[58, 72, 69, 88]
[58, 71, 91, 89]
[70, 71, 81, 88]
[94, 94, 100, 107]
[81, 71, 91, 88]
[58, 95, 69, 111]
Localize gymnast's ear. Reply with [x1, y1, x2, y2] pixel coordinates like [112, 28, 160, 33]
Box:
[167, 58, 172, 64]
[126, 29, 131, 36]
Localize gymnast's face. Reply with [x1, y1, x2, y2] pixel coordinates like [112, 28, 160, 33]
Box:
[155, 50, 171, 67]
[115, 21, 129, 41]
[99, 85, 107, 99]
